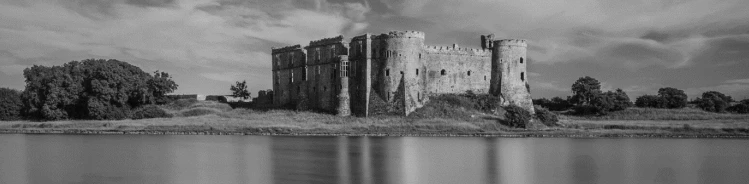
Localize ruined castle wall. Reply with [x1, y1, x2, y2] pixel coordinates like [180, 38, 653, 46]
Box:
[271, 45, 306, 106]
[423, 46, 492, 95]
[304, 36, 348, 112]
[491, 39, 534, 114]
[349, 34, 373, 116]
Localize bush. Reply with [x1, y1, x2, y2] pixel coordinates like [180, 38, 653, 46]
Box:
[503, 105, 531, 128]
[132, 105, 172, 119]
[635, 95, 666, 108]
[696, 91, 732, 113]
[727, 100, 749, 114]
[534, 106, 559, 126]
[181, 108, 220, 117]
[0, 88, 23, 120]
[164, 99, 199, 110]
[657, 87, 688, 108]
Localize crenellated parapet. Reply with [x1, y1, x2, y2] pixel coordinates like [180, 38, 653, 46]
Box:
[423, 45, 492, 56]
[309, 35, 346, 47]
[495, 39, 527, 47]
[272, 45, 302, 54]
[385, 30, 425, 39]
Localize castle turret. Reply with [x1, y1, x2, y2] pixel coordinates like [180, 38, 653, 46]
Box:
[378, 31, 426, 115]
[490, 39, 534, 114]
[336, 55, 351, 116]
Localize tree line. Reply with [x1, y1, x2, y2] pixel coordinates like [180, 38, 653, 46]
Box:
[534, 76, 749, 115]
[0, 59, 178, 120]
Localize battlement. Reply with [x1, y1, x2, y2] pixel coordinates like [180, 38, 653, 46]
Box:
[271, 45, 302, 54]
[309, 35, 346, 47]
[386, 30, 425, 39]
[352, 33, 372, 41]
[423, 45, 492, 56]
[494, 39, 527, 47]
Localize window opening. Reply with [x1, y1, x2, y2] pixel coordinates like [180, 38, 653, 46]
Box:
[521, 72, 525, 81]
[468, 71, 471, 76]
[520, 57, 524, 64]
[441, 69, 446, 76]
[416, 69, 419, 76]
[386, 69, 390, 76]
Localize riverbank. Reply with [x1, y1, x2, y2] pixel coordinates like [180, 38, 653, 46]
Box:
[2, 112, 749, 138]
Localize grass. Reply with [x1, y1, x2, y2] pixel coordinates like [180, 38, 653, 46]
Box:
[564, 107, 749, 121]
[2, 99, 749, 137]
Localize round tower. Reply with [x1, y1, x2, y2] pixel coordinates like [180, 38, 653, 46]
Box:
[490, 39, 534, 114]
[378, 31, 425, 115]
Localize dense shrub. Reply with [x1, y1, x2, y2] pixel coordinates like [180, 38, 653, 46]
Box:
[533, 97, 573, 111]
[635, 95, 666, 108]
[181, 108, 220, 117]
[727, 103, 749, 114]
[21, 59, 178, 120]
[463, 91, 502, 113]
[0, 88, 23, 120]
[132, 105, 172, 119]
[635, 87, 687, 109]
[657, 87, 688, 108]
[696, 91, 733, 113]
[574, 88, 631, 115]
[503, 105, 531, 128]
[534, 106, 559, 126]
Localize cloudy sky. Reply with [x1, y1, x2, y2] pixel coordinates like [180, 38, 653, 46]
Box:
[1, 0, 748, 100]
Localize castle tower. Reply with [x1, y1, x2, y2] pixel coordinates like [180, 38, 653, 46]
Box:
[336, 56, 351, 116]
[490, 39, 535, 114]
[378, 31, 426, 115]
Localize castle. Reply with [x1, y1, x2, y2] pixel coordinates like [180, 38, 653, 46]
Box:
[271, 31, 533, 116]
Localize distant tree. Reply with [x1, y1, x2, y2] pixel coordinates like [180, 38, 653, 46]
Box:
[635, 95, 666, 108]
[230, 80, 251, 100]
[148, 71, 179, 104]
[0, 88, 23, 120]
[21, 59, 178, 120]
[657, 87, 688, 109]
[570, 76, 602, 106]
[609, 88, 632, 111]
[728, 100, 749, 114]
[696, 91, 732, 113]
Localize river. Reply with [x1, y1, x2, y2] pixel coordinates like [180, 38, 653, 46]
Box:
[1, 135, 748, 184]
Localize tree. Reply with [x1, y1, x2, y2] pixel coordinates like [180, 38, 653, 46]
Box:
[148, 71, 179, 104]
[609, 88, 632, 111]
[21, 59, 178, 120]
[230, 80, 251, 100]
[570, 76, 602, 105]
[696, 91, 732, 113]
[0, 88, 23, 120]
[657, 87, 688, 109]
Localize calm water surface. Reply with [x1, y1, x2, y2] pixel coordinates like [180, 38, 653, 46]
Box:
[1, 135, 748, 184]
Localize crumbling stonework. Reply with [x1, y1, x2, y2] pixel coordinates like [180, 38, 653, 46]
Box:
[271, 31, 534, 116]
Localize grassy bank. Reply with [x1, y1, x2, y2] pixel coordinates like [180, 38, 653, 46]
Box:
[2, 99, 749, 137]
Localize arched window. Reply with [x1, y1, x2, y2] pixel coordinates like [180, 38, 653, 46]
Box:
[520, 57, 524, 64]
[441, 69, 446, 76]
[467, 71, 471, 76]
[521, 72, 525, 81]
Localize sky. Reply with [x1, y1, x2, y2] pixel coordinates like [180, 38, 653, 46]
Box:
[1, 0, 748, 100]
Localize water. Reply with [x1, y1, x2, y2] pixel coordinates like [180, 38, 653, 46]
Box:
[1, 135, 748, 184]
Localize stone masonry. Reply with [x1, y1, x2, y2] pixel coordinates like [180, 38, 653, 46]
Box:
[271, 31, 534, 116]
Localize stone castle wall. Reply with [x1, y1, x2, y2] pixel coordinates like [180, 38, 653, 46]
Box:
[270, 31, 534, 116]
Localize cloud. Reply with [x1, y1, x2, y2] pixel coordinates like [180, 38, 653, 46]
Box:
[0, 0, 370, 94]
[685, 84, 749, 99]
[531, 81, 568, 92]
[377, 0, 749, 69]
[724, 78, 749, 84]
